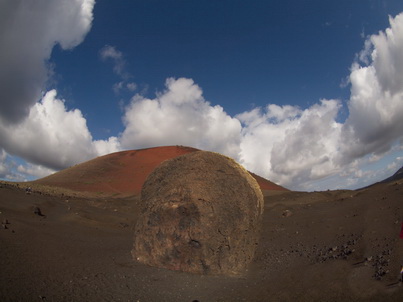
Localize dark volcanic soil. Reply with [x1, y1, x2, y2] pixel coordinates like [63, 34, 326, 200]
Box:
[1, 180, 403, 301]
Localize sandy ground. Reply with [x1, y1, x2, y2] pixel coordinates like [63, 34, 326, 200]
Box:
[1, 180, 403, 301]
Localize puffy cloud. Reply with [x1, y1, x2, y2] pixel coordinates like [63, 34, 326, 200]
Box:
[341, 12, 403, 163]
[119, 78, 345, 190]
[0, 0, 95, 124]
[371, 14, 403, 95]
[0, 90, 120, 171]
[1, 4, 402, 191]
[120, 78, 242, 159]
[95, 11, 403, 191]
[237, 100, 342, 189]
[234, 12, 403, 190]
[93, 136, 121, 157]
[0, 1, 119, 180]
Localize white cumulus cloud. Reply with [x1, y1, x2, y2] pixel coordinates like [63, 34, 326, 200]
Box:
[0, 90, 120, 171]
[237, 100, 342, 189]
[0, 1, 120, 180]
[113, 11, 403, 190]
[340, 12, 403, 164]
[233, 12, 403, 190]
[1, 3, 402, 191]
[120, 78, 242, 159]
[0, 0, 95, 124]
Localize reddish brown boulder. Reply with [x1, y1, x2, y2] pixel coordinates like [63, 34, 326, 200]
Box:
[132, 151, 264, 275]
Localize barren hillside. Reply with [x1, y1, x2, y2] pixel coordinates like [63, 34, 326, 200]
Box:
[33, 146, 287, 197]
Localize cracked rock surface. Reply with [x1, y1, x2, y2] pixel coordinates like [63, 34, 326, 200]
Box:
[132, 151, 264, 275]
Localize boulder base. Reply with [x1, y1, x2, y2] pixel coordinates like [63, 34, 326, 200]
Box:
[132, 151, 264, 275]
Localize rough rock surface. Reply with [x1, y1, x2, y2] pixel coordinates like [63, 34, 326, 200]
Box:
[132, 151, 264, 275]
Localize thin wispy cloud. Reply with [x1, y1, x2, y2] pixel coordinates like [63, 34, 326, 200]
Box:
[100, 45, 127, 78]
[100, 45, 137, 95]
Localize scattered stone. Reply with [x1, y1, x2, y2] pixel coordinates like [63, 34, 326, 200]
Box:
[282, 210, 293, 217]
[132, 151, 264, 275]
[372, 252, 391, 280]
[1, 218, 10, 230]
[315, 237, 359, 263]
[33, 207, 44, 216]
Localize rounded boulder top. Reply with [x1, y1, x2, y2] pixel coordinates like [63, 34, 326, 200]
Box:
[132, 151, 264, 275]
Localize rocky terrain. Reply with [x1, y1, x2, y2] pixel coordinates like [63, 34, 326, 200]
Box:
[1, 147, 402, 301]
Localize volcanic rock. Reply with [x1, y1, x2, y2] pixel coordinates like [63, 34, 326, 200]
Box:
[33, 207, 44, 216]
[132, 151, 264, 275]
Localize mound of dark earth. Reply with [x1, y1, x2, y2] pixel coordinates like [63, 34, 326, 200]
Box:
[132, 151, 264, 275]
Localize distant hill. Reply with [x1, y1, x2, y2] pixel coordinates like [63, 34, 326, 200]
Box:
[379, 166, 403, 184]
[33, 146, 288, 197]
[361, 166, 403, 190]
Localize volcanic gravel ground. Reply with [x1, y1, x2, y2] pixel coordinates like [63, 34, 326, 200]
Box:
[1, 181, 403, 301]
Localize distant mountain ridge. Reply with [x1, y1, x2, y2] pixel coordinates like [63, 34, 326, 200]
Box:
[362, 165, 403, 190]
[380, 166, 403, 184]
[33, 146, 288, 197]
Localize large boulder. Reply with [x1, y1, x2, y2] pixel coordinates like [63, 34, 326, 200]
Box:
[132, 151, 264, 275]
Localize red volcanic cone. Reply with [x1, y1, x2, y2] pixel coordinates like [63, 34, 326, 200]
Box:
[33, 146, 288, 197]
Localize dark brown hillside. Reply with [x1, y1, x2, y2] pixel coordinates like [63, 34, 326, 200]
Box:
[33, 146, 287, 197]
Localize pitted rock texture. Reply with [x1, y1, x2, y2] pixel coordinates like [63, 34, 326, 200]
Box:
[132, 151, 264, 275]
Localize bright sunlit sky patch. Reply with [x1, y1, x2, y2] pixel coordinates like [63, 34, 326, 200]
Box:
[1, 0, 403, 191]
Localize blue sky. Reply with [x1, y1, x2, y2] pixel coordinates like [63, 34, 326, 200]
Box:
[1, 0, 403, 191]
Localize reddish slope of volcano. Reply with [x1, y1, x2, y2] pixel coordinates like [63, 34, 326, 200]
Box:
[33, 146, 287, 197]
